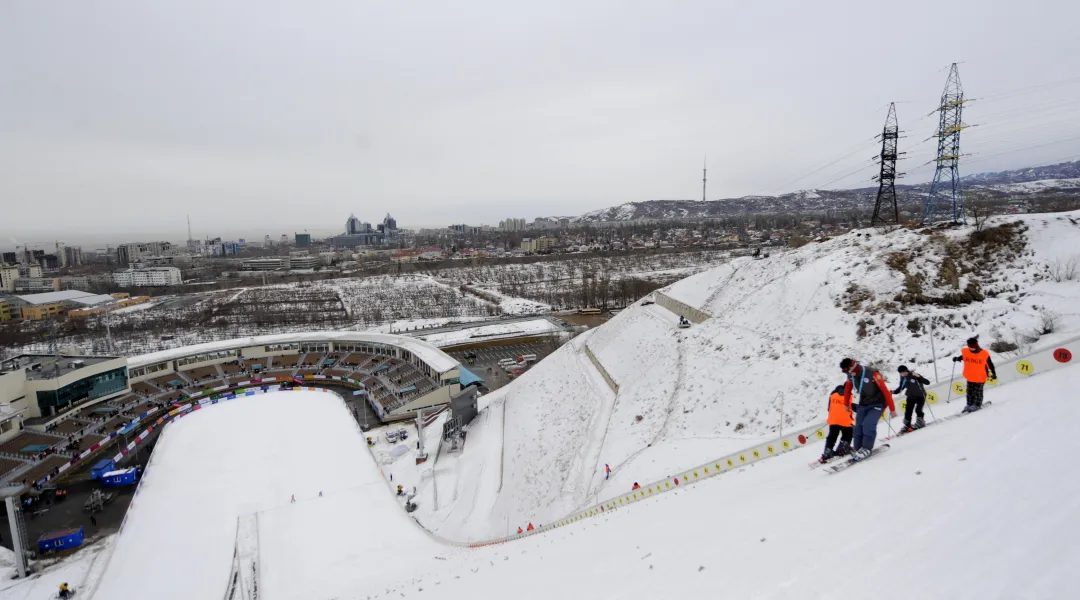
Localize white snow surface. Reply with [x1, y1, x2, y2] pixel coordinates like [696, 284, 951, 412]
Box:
[25, 361, 1079, 600]
[417, 211, 1080, 534]
[412, 317, 561, 347]
[90, 390, 440, 600]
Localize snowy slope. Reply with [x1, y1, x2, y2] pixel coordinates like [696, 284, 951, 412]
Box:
[5, 351, 1078, 600]
[418, 211, 1080, 532]
[397, 362, 1080, 600]
[90, 390, 440, 600]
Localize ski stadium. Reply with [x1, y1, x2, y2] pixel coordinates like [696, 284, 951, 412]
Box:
[1, 211, 1079, 599]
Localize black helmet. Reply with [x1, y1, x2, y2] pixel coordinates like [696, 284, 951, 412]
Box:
[839, 357, 854, 372]
[833, 384, 845, 395]
[898, 365, 909, 373]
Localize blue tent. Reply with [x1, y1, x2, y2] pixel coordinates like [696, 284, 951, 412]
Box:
[459, 366, 485, 388]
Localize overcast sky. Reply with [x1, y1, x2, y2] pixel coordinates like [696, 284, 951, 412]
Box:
[2, 0, 1079, 247]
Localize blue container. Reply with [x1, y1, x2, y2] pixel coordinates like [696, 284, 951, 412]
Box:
[38, 527, 85, 553]
[101, 468, 138, 487]
[90, 459, 115, 480]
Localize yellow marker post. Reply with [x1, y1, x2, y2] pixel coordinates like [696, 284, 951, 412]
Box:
[1016, 360, 1033, 375]
[952, 381, 966, 395]
[927, 392, 938, 404]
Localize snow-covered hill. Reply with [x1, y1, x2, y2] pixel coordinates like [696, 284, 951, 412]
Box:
[416, 210, 1080, 537]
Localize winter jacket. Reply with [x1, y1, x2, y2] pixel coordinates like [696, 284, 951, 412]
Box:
[955, 347, 996, 383]
[827, 390, 854, 427]
[843, 365, 896, 412]
[892, 373, 930, 399]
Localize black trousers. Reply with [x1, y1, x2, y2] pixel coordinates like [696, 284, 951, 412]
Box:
[967, 382, 985, 407]
[825, 424, 853, 450]
[904, 395, 926, 422]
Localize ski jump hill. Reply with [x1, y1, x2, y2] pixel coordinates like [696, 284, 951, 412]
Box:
[2, 210, 1077, 599]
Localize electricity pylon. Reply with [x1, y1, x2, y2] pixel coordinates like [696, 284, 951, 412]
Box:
[921, 63, 970, 225]
[871, 103, 902, 226]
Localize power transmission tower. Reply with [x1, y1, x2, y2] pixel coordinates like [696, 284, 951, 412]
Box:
[921, 63, 970, 225]
[871, 103, 903, 226]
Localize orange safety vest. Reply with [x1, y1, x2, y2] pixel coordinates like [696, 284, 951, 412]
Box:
[527, 523, 534, 531]
[827, 391, 854, 427]
[961, 347, 991, 383]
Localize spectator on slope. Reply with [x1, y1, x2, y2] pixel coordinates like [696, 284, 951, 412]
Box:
[893, 366, 931, 432]
[517, 526, 523, 535]
[839, 358, 897, 461]
[632, 482, 641, 490]
[526, 523, 534, 531]
[953, 337, 997, 413]
[819, 384, 854, 463]
[605, 463, 611, 480]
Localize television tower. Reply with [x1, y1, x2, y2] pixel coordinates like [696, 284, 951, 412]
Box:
[871, 103, 903, 226]
[187, 214, 193, 243]
[702, 154, 707, 202]
[921, 63, 970, 225]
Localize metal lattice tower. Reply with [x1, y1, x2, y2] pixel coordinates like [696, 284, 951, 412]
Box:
[921, 63, 969, 225]
[871, 102, 902, 226]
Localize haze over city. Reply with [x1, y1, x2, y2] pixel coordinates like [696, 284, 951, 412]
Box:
[3, 0, 1080, 246]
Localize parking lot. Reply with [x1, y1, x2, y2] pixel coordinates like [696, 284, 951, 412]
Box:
[445, 341, 557, 391]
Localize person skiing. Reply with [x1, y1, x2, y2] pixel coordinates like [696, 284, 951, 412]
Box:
[820, 384, 854, 463]
[605, 464, 611, 480]
[526, 522, 534, 531]
[839, 358, 897, 461]
[517, 526, 523, 535]
[953, 337, 997, 413]
[893, 366, 931, 432]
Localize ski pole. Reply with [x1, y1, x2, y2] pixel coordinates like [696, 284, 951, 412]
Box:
[924, 395, 937, 422]
[944, 361, 957, 403]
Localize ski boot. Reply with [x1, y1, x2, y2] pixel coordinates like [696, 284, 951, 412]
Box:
[914, 417, 926, 429]
[835, 441, 852, 457]
[850, 448, 872, 462]
[900, 421, 913, 434]
[819, 447, 835, 464]
[961, 403, 976, 414]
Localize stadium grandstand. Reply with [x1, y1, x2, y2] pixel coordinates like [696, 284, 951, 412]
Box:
[0, 332, 471, 491]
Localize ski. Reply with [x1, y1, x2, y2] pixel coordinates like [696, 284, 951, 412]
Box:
[882, 402, 994, 442]
[808, 453, 853, 469]
[825, 444, 891, 474]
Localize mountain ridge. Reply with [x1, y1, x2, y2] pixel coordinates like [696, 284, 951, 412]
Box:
[543, 160, 1080, 223]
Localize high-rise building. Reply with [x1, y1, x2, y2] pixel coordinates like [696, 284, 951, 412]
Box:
[499, 218, 527, 232]
[1, 252, 16, 265]
[295, 233, 312, 247]
[346, 214, 361, 235]
[116, 241, 173, 266]
[0, 265, 18, 292]
[63, 246, 83, 267]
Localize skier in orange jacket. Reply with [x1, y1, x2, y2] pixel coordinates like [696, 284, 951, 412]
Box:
[820, 384, 854, 462]
[840, 358, 896, 461]
[953, 337, 997, 413]
[526, 522, 534, 531]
